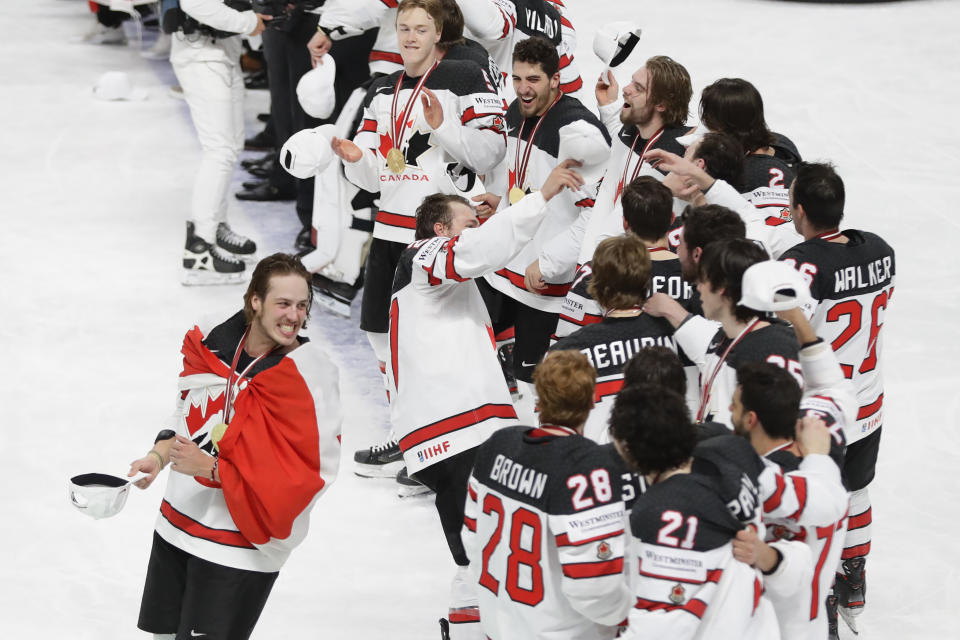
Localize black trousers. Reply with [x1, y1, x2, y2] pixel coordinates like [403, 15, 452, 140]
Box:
[263, 18, 377, 228]
[412, 447, 480, 567]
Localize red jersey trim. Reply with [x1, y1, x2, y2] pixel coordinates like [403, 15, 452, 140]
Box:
[494, 268, 571, 297]
[558, 311, 603, 329]
[463, 516, 477, 532]
[635, 596, 708, 619]
[560, 77, 584, 94]
[555, 529, 623, 547]
[856, 393, 883, 420]
[562, 558, 624, 579]
[763, 472, 786, 513]
[445, 236, 469, 282]
[370, 50, 403, 64]
[376, 210, 417, 229]
[160, 500, 255, 549]
[594, 378, 624, 402]
[400, 403, 517, 451]
[787, 475, 808, 521]
[359, 118, 378, 134]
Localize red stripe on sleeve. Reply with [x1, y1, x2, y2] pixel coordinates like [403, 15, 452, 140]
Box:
[359, 118, 378, 134]
[399, 403, 517, 451]
[444, 236, 469, 282]
[842, 542, 871, 559]
[856, 393, 883, 419]
[635, 597, 707, 619]
[560, 77, 584, 94]
[494, 268, 571, 297]
[370, 50, 403, 64]
[763, 472, 786, 513]
[787, 475, 808, 520]
[594, 378, 624, 402]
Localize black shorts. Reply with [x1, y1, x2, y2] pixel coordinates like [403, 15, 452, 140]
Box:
[412, 446, 479, 567]
[360, 237, 408, 333]
[842, 427, 881, 492]
[477, 279, 559, 383]
[138, 533, 279, 640]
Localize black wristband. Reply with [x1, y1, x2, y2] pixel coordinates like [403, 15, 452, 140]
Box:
[762, 547, 784, 575]
[155, 429, 176, 444]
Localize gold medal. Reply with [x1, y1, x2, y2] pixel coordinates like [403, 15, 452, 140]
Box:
[386, 147, 406, 174]
[211, 422, 228, 451]
[509, 186, 526, 205]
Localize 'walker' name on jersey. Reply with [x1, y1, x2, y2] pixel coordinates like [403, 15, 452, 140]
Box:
[833, 256, 893, 294]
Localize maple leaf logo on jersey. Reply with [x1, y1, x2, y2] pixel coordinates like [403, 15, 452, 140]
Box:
[764, 207, 793, 227]
[669, 584, 686, 605]
[184, 386, 226, 437]
[377, 120, 435, 171]
[596, 541, 613, 560]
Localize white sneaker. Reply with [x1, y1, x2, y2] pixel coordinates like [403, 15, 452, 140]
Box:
[78, 22, 127, 45]
[141, 32, 171, 59]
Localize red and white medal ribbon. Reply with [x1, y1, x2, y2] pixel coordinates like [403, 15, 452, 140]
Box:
[389, 59, 439, 152]
[696, 318, 762, 423]
[510, 92, 563, 192]
[219, 328, 278, 430]
[615, 127, 664, 203]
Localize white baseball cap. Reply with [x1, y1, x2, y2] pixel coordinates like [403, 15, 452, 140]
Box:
[280, 124, 336, 179]
[592, 22, 642, 68]
[738, 260, 813, 312]
[93, 71, 148, 101]
[296, 55, 337, 119]
[68, 473, 137, 519]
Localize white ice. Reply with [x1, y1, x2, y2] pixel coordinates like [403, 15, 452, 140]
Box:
[2, 0, 958, 637]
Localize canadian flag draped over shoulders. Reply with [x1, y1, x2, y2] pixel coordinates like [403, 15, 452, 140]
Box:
[161, 314, 341, 570]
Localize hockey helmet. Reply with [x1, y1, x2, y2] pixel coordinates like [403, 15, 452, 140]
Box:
[738, 260, 813, 312]
[280, 124, 336, 179]
[296, 55, 337, 119]
[592, 22, 642, 68]
[68, 473, 135, 520]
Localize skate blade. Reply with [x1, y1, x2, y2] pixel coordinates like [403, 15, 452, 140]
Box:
[181, 270, 247, 286]
[313, 292, 352, 319]
[353, 461, 404, 478]
[838, 608, 861, 635]
[396, 483, 433, 498]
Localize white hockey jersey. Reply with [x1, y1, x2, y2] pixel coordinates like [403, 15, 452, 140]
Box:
[780, 230, 895, 444]
[458, 0, 583, 102]
[155, 312, 341, 573]
[388, 192, 557, 474]
[482, 95, 610, 312]
[702, 178, 803, 259]
[346, 59, 507, 244]
[318, 0, 400, 75]
[464, 427, 636, 639]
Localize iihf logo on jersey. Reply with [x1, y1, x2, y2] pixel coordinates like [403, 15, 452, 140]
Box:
[669, 584, 686, 605]
[417, 440, 451, 464]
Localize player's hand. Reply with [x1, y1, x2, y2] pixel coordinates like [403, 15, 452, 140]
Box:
[643, 293, 689, 328]
[796, 415, 831, 457]
[644, 149, 715, 192]
[331, 137, 363, 163]
[595, 70, 619, 107]
[524, 259, 546, 294]
[169, 435, 215, 478]
[249, 13, 272, 37]
[421, 88, 444, 129]
[662, 171, 702, 202]
[732, 526, 760, 566]
[733, 526, 779, 572]
[128, 454, 162, 489]
[540, 159, 584, 201]
[307, 29, 332, 67]
[472, 192, 502, 219]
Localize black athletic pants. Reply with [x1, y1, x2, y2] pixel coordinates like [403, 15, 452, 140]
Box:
[477, 279, 559, 383]
[138, 533, 278, 640]
[411, 447, 480, 567]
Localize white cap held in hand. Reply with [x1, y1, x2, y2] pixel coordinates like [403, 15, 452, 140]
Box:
[738, 260, 813, 312]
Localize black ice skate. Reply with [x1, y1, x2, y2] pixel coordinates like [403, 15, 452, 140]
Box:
[396, 466, 433, 498]
[353, 437, 403, 478]
[182, 222, 245, 286]
[834, 556, 866, 634]
[216, 222, 257, 263]
[311, 273, 358, 319]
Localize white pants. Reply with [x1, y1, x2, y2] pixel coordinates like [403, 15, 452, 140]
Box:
[171, 33, 245, 242]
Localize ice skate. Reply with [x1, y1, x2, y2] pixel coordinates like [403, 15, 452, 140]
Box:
[311, 272, 358, 319]
[396, 466, 432, 498]
[216, 222, 258, 264]
[834, 557, 866, 634]
[353, 437, 403, 478]
[182, 222, 246, 286]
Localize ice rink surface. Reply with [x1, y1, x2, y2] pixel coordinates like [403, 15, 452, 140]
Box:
[2, 0, 959, 637]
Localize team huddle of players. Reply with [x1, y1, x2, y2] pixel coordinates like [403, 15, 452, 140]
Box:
[309, 0, 895, 638]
